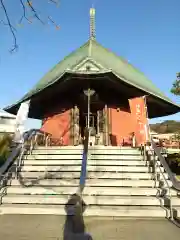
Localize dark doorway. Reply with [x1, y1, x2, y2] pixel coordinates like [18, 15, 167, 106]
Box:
[77, 91, 105, 143]
[79, 110, 97, 139]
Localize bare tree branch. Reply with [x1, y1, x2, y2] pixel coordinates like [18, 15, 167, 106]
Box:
[48, 0, 60, 5]
[0, 20, 17, 32]
[48, 16, 60, 29]
[0, 0, 18, 52]
[0, 0, 60, 52]
[19, 0, 31, 24]
[26, 0, 45, 24]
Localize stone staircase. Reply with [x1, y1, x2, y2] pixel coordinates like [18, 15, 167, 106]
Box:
[0, 146, 180, 217]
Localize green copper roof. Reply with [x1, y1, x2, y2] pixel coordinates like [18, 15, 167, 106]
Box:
[5, 39, 180, 108]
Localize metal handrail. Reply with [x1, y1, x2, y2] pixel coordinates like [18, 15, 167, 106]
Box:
[147, 140, 176, 220]
[0, 129, 38, 203]
[0, 129, 35, 177]
[0, 164, 15, 204]
[0, 129, 51, 190]
[78, 127, 90, 195]
[15, 130, 51, 178]
[151, 140, 180, 191]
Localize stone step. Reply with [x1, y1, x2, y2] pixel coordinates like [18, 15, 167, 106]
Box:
[2, 195, 165, 206]
[21, 160, 156, 166]
[30, 150, 141, 155]
[19, 171, 168, 180]
[34, 144, 135, 150]
[5, 186, 177, 196]
[20, 165, 163, 172]
[34, 146, 137, 150]
[23, 154, 144, 160]
[4, 195, 179, 206]
[0, 204, 167, 217]
[11, 179, 170, 187]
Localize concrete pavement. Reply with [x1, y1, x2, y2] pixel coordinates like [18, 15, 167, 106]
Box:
[0, 215, 179, 240]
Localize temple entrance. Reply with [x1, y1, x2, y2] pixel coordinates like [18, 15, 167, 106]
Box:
[78, 105, 106, 145]
[79, 111, 97, 139]
[79, 107, 99, 146]
[72, 89, 110, 146]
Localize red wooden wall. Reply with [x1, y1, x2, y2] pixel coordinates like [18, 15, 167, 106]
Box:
[41, 109, 71, 145]
[41, 106, 136, 146]
[109, 107, 135, 146]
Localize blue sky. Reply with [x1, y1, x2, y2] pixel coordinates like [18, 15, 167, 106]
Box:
[0, 0, 180, 129]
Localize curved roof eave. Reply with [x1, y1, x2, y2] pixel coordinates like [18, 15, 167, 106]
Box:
[110, 71, 180, 109]
[4, 70, 180, 117]
[4, 70, 111, 112]
[4, 70, 70, 112]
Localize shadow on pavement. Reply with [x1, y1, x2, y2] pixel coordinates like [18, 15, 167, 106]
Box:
[63, 193, 93, 240]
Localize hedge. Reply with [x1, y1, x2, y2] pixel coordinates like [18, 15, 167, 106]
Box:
[0, 134, 13, 167]
[166, 153, 180, 175]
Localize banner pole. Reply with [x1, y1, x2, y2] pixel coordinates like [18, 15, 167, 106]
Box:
[13, 100, 31, 144]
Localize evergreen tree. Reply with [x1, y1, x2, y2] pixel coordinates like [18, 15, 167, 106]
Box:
[171, 73, 180, 95]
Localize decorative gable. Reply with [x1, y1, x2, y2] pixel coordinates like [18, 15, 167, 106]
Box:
[73, 58, 106, 73]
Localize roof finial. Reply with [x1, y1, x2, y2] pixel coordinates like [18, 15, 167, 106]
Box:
[90, 7, 96, 40]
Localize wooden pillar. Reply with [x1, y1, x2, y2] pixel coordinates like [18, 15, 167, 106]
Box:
[96, 110, 100, 145]
[70, 108, 74, 145]
[103, 105, 109, 146]
[69, 106, 80, 145]
[108, 108, 113, 146]
[107, 107, 111, 145]
[73, 105, 80, 146]
[97, 110, 100, 135]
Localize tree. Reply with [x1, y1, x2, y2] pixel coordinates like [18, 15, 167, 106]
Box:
[0, 0, 60, 52]
[172, 132, 180, 149]
[171, 72, 180, 96]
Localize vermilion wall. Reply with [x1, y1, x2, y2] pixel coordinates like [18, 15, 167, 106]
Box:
[41, 109, 71, 145]
[109, 107, 135, 146]
[40, 106, 135, 146]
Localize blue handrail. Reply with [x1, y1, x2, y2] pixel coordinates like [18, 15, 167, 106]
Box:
[79, 128, 89, 193]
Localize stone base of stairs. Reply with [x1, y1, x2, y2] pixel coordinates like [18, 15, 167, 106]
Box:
[0, 215, 180, 240]
[0, 204, 172, 218]
[1, 146, 179, 220]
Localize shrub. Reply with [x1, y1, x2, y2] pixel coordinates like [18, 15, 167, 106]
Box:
[0, 133, 13, 167]
[166, 153, 180, 175]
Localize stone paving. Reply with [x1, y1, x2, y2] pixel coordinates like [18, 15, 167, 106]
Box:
[0, 215, 179, 240]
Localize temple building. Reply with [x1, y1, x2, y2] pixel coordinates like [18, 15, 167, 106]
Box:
[5, 8, 180, 146]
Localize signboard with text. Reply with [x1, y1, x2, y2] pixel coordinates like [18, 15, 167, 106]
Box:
[129, 97, 149, 146]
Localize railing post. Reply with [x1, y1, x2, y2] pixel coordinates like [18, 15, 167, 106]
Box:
[153, 148, 157, 187]
[143, 144, 147, 162]
[45, 136, 48, 147]
[15, 143, 24, 179]
[169, 187, 174, 220]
